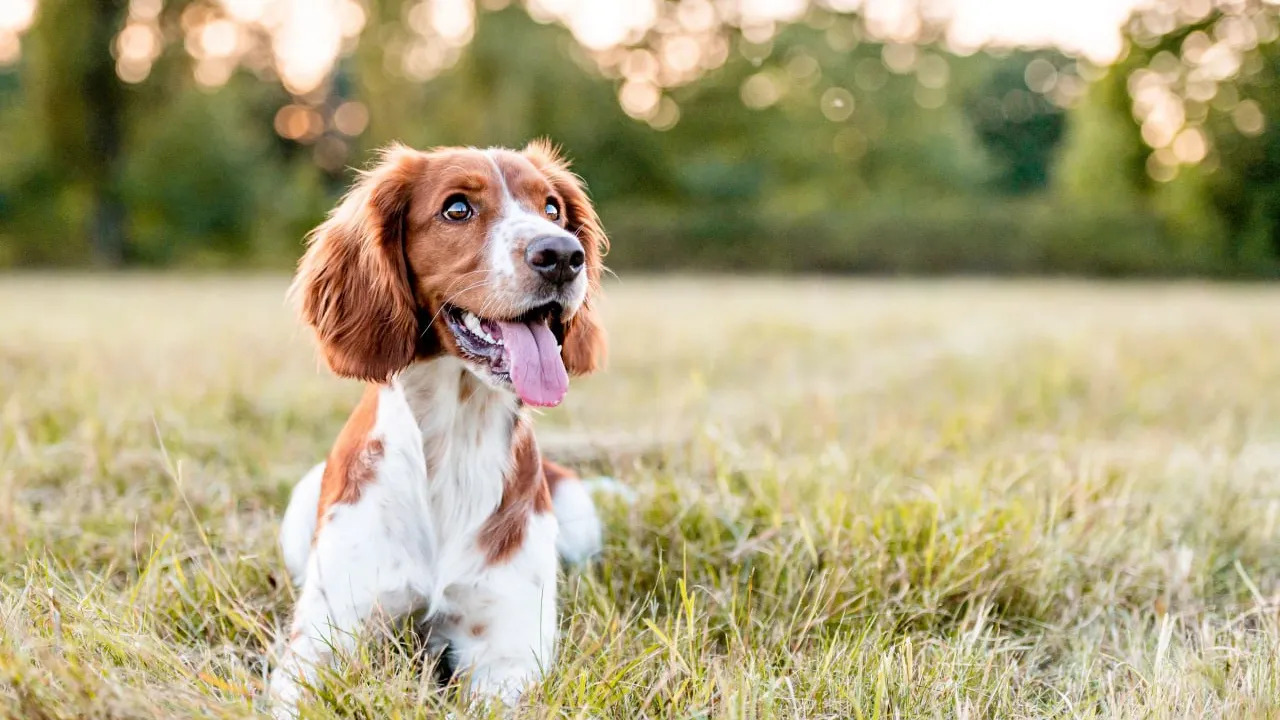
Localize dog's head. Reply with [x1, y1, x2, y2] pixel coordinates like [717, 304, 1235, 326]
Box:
[290, 141, 608, 407]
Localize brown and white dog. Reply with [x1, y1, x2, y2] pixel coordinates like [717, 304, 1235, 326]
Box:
[270, 141, 608, 716]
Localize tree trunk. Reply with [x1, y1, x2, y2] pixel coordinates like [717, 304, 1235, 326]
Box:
[83, 0, 127, 266]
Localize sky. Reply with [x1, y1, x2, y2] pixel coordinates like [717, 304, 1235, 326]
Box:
[526, 0, 1151, 64]
[943, 0, 1146, 62]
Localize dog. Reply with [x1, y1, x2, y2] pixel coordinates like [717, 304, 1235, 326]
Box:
[269, 141, 608, 716]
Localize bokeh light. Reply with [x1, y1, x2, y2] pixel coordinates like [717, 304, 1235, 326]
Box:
[1172, 126, 1208, 163]
[272, 0, 349, 94]
[1147, 145, 1179, 181]
[273, 103, 323, 141]
[915, 52, 950, 89]
[0, 0, 35, 32]
[1233, 98, 1265, 136]
[881, 42, 916, 73]
[1023, 57, 1057, 93]
[619, 78, 661, 118]
[0, 32, 20, 65]
[0, 0, 1183, 108]
[648, 95, 680, 130]
[741, 72, 782, 109]
[0, 0, 35, 65]
[820, 86, 855, 121]
[332, 100, 369, 136]
[527, 0, 658, 51]
[946, 0, 1136, 63]
[1, 0, 1276, 149]
[1120, 0, 1279, 178]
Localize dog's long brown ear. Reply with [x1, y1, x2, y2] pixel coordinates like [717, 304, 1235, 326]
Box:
[522, 139, 609, 376]
[560, 299, 606, 376]
[289, 145, 425, 382]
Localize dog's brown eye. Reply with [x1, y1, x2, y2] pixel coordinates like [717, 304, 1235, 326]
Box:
[544, 199, 560, 222]
[442, 195, 473, 222]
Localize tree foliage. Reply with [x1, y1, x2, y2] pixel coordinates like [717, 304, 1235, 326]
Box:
[1, 1, 1279, 275]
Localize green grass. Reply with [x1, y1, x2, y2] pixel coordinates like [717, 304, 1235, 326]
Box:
[2, 276, 1279, 719]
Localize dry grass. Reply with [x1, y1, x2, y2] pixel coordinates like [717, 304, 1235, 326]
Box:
[1, 275, 1279, 719]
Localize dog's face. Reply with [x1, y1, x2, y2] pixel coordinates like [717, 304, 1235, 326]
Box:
[291, 141, 608, 407]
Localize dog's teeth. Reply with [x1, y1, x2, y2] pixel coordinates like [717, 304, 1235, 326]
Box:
[464, 312, 482, 334]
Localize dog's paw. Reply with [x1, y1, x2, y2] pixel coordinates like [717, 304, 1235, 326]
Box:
[265, 673, 303, 720]
[465, 670, 532, 710]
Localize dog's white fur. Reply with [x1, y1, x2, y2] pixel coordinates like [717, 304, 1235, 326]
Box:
[271, 362, 579, 716]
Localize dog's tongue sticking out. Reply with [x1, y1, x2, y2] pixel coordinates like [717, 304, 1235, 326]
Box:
[498, 319, 569, 407]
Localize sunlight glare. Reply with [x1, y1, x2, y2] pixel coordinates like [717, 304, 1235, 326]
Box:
[0, 0, 35, 33]
[432, 0, 475, 45]
[273, 0, 345, 94]
[0, 30, 18, 65]
[676, 0, 716, 32]
[527, 0, 657, 51]
[942, 0, 1138, 62]
[739, 0, 807, 25]
[129, 0, 162, 20]
[222, 0, 268, 23]
[115, 17, 161, 82]
[661, 34, 701, 73]
[200, 18, 240, 57]
[118, 23, 159, 61]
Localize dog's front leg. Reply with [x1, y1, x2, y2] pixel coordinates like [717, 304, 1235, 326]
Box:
[268, 509, 420, 719]
[439, 514, 560, 706]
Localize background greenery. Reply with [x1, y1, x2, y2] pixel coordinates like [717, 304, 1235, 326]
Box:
[2, 0, 1279, 276]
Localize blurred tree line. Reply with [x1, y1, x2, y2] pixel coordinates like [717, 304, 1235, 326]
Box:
[0, 0, 1277, 276]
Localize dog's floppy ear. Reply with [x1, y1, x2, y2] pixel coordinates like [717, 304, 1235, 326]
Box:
[522, 139, 608, 376]
[290, 145, 426, 382]
[560, 299, 606, 376]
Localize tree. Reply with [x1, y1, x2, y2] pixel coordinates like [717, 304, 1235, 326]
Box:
[964, 52, 1067, 194]
[26, 0, 129, 266]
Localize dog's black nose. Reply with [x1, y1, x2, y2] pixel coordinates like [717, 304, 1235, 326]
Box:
[525, 235, 585, 285]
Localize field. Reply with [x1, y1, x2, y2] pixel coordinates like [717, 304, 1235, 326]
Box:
[1, 276, 1279, 719]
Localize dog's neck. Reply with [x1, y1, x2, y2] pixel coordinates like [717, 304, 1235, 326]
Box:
[395, 357, 520, 485]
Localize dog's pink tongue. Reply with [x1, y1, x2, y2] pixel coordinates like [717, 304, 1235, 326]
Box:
[498, 319, 568, 407]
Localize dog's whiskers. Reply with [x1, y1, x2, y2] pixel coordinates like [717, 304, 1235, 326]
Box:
[422, 278, 496, 334]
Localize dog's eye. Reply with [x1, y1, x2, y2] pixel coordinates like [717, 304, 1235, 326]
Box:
[442, 195, 473, 222]
[544, 199, 560, 222]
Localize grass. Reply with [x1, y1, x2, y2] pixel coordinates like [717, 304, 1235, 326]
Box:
[1, 275, 1279, 719]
